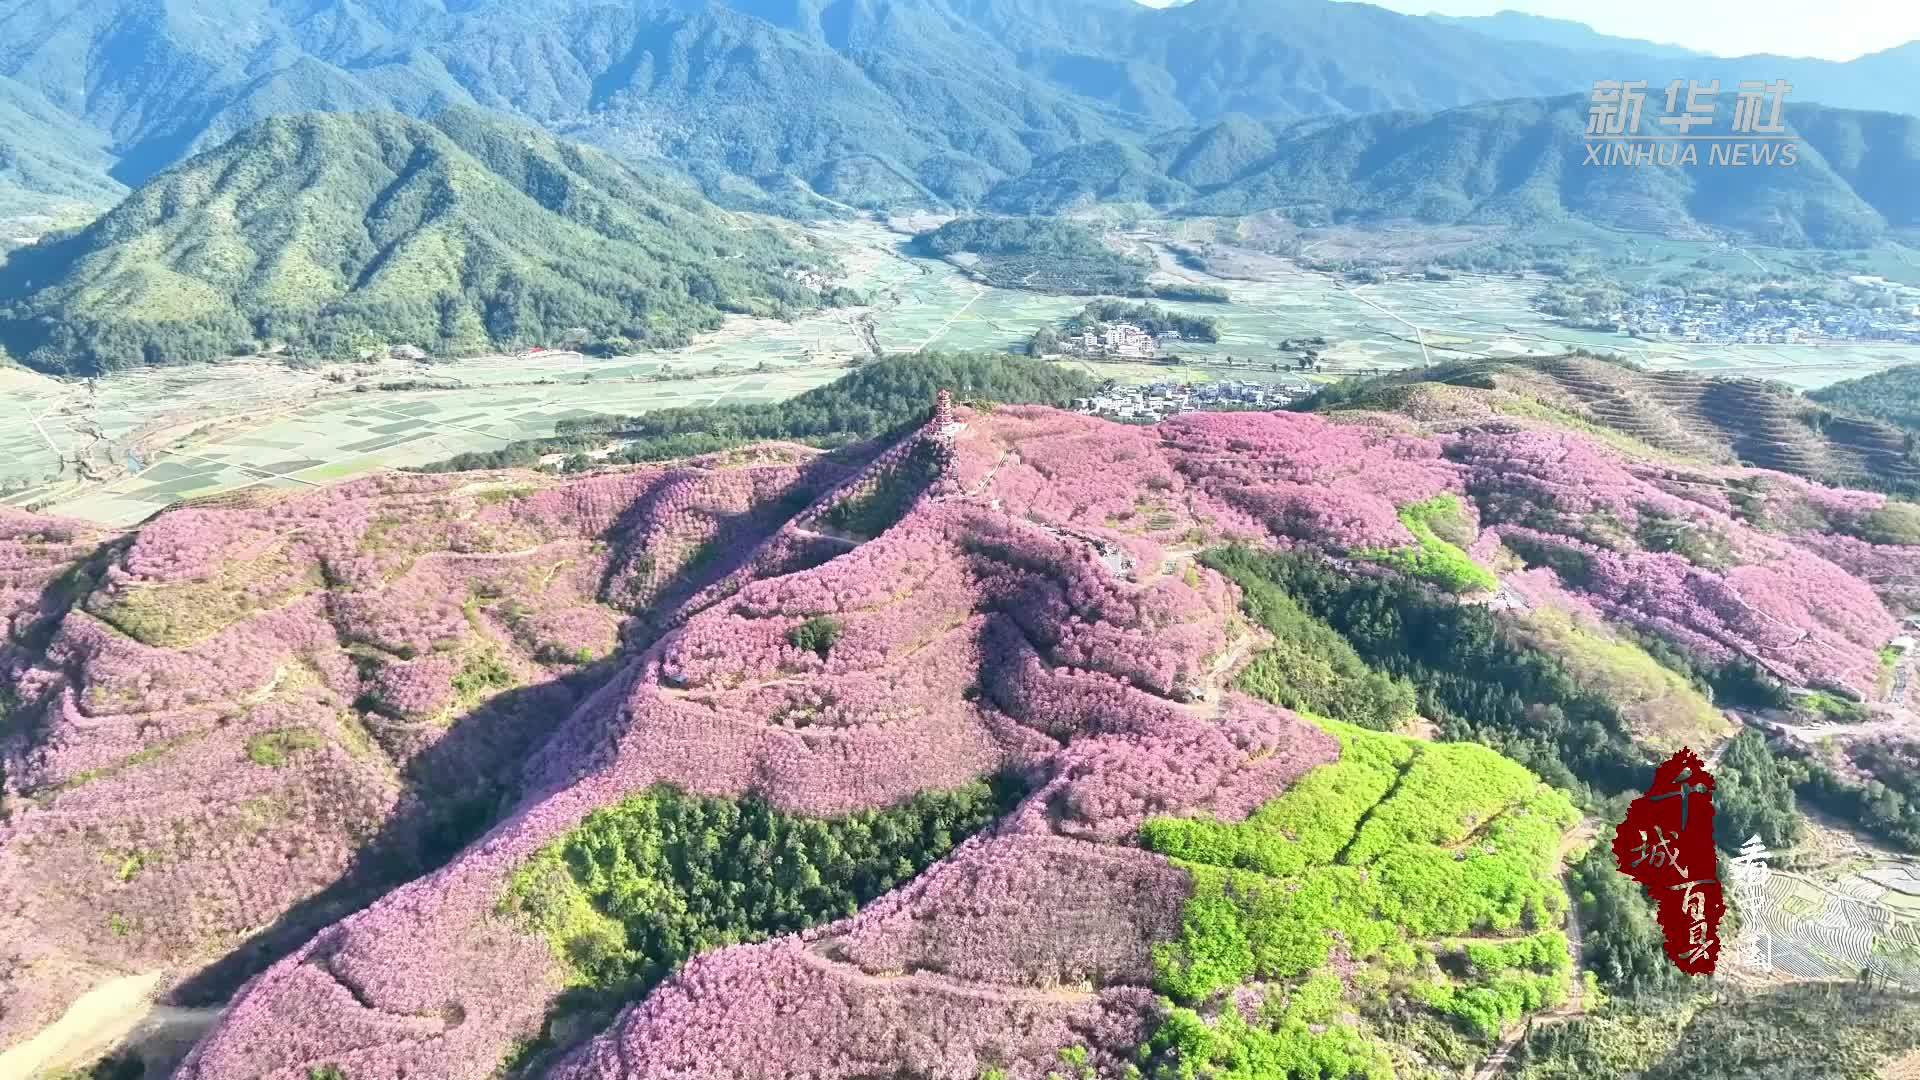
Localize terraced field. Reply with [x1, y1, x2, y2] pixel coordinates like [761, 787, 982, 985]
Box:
[1338, 354, 1920, 496]
[1742, 868, 1920, 986]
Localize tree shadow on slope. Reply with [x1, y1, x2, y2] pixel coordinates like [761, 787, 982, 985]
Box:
[602, 446, 870, 644]
[0, 535, 127, 813]
[166, 451, 875, 1008]
[166, 661, 616, 1006]
[819, 437, 947, 541]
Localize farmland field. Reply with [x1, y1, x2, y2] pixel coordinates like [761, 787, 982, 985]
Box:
[8, 217, 1920, 526]
[1742, 866, 1920, 986]
[0, 358, 845, 524]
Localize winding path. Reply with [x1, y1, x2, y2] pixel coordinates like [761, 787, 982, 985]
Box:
[798, 940, 1097, 1006]
[1472, 818, 1598, 1080]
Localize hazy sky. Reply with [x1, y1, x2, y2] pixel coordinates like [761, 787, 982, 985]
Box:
[1331, 1, 1920, 60]
[1132, 0, 1920, 61]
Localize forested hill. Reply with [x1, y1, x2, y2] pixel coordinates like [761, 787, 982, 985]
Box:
[0, 0, 1918, 214]
[0, 109, 835, 375]
[1811, 363, 1920, 431]
[420, 351, 1100, 472]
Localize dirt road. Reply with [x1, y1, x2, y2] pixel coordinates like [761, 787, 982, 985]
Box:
[1472, 819, 1598, 1080]
[0, 971, 223, 1077]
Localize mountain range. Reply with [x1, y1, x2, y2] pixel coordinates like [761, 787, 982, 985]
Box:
[6, 90, 1919, 374]
[0, 75, 126, 219]
[1426, 11, 1703, 58]
[0, 0, 1917, 215]
[989, 95, 1920, 246]
[1, 0, 1919, 374]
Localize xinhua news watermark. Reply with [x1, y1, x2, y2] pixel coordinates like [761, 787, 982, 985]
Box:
[1585, 79, 1799, 167]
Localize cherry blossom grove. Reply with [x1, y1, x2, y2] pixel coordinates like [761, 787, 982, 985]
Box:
[0, 396, 1907, 1075]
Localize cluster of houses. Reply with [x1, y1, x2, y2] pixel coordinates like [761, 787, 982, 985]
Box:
[1610, 294, 1920, 344]
[788, 267, 835, 291]
[1072, 379, 1307, 421]
[1067, 323, 1179, 359]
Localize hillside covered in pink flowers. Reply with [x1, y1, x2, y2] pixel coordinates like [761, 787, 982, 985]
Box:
[3, 372, 1917, 1078]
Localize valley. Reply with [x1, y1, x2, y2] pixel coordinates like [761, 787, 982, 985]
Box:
[10, 217, 1918, 527]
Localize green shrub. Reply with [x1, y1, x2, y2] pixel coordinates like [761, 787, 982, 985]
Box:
[112, 850, 147, 882]
[1049, 1046, 1095, 1080]
[1139, 975, 1394, 1080]
[1856, 502, 1920, 545]
[245, 727, 324, 768]
[1800, 689, 1869, 724]
[1355, 496, 1498, 595]
[453, 650, 517, 700]
[786, 616, 844, 659]
[1464, 930, 1573, 976]
[473, 484, 536, 506]
[1416, 968, 1567, 1038]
